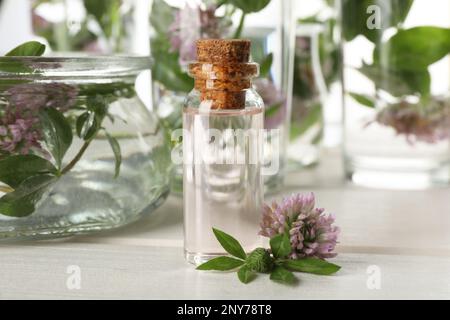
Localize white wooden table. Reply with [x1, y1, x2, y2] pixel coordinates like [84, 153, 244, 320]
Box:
[1, 149, 449, 300]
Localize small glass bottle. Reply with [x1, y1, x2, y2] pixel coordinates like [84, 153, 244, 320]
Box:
[183, 39, 264, 265]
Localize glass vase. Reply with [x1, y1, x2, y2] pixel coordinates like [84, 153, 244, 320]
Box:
[150, 0, 295, 194]
[0, 56, 171, 240]
[341, 0, 450, 189]
[289, 0, 342, 168]
[289, 24, 326, 167]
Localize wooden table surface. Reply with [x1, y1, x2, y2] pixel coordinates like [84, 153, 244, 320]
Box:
[1, 149, 449, 299]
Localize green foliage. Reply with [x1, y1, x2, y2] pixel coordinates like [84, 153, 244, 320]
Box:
[374, 27, 450, 71]
[237, 265, 256, 284]
[5, 41, 46, 57]
[359, 63, 431, 98]
[341, 0, 413, 42]
[227, 0, 270, 13]
[1, 41, 46, 76]
[39, 108, 73, 171]
[152, 53, 194, 92]
[106, 132, 122, 179]
[0, 62, 34, 76]
[86, 95, 109, 119]
[265, 103, 283, 119]
[77, 82, 136, 98]
[0, 155, 57, 189]
[80, 94, 123, 178]
[0, 40, 132, 217]
[150, 0, 175, 35]
[283, 258, 341, 275]
[1, 43, 132, 217]
[213, 228, 247, 260]
[348, 92, 375, 108]
[150, 36, 194, 93]
[197, 228, 341, 285]
[258, 53, 273, 78]
[249, 41, 274, 79]
[270, 266, 297, 285]
[270, 233, 291, 259]
[246, 248, 274, 273]
[341, 1, 450, 101]
[0, 175, 57, 217]
[83, 0, 121, 38]
[76, 112, 98, 141]
[196, 256, 244, 271]
[290, 102, 323, 141]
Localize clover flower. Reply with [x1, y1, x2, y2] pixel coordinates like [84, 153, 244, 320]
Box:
[375, 96, 450, 144]
[0, 117, 41, 155]
[6, 83, 78, 115]
[260, 193, 339, 260]
[0, 83, 78, 156]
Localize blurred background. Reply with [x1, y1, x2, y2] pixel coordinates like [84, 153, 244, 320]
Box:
[1, 0, 449, 192]
[0, 0, 449, 242]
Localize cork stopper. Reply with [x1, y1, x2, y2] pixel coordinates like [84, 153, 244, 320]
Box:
[197, 39, 251, 63]
[191, 39, 256, 110]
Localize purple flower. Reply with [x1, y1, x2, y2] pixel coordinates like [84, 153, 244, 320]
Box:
[169, 4, 230, 65]
[6, 83, 78, 115]
[1, 83, 78, 156]
[375, 97, 450, 144]
[199, 5, 227, 39]
[260, 193, 340, 260]
[254, 79, 286, 130]
[0, 117, 41, 155]
[169, 4, 201, 65]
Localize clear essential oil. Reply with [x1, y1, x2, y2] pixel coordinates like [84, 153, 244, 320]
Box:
[183, 39, 264, 265]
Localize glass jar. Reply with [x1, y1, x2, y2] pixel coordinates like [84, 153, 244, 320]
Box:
[0, 56, 171, 240]
[150, 0, 295, 194]
[341, 0, 450, 189]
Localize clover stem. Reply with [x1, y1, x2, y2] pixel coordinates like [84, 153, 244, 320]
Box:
[60, 140, 92, 175]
